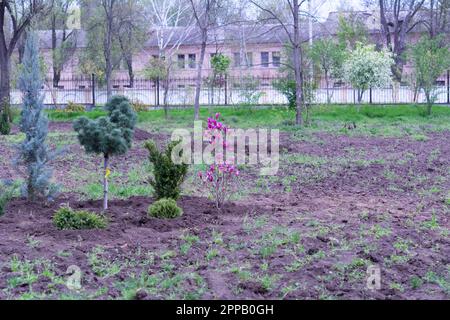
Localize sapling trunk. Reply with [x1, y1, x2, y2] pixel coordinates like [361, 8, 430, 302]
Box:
[103, 154, 109, 211]
[357, 89, 364, 112]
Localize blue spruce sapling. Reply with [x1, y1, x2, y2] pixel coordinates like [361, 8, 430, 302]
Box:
[16, 33, 59, 201]
[73, 95, 136, 210]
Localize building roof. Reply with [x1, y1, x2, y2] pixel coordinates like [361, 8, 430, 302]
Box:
[39, 10, 438, 50]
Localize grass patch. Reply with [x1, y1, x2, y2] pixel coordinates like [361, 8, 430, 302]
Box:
[45, 104, 450, 136]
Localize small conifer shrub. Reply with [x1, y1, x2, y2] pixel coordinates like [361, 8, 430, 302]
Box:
[148, 198, 183, 219]
[53, 206, 108, 230]
[144, 139, 188, 200]
[73, 95, 136, 210]
[15, 33, 59, 201]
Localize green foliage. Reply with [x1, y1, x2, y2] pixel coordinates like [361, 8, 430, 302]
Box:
[308, 37, 346, 81]
[16, 33, 59, 201]
[142, 57, 168, 81]
[0, 180, 18, 216]
[53, 206, 107, 230]
[74, 95, 136, 157]
[0, 107, 10, 135]
[131, 100, 148, 112]
[238, 76, 264, 106]
[210, 53, 231, 76]
[74, 95, 136, 210]
[63, 102, 85, 113]
[148, 198, 183, 219]
[409, 35, 450, 115]
[273, 79, 296, 110]
[337, 14, 368, 50]
[144, 139, 188, 200]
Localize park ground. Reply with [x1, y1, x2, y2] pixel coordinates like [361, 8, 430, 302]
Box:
[0, 104, 449, 299]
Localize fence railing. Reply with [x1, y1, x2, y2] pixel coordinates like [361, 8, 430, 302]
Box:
[9, 75, 450, 107]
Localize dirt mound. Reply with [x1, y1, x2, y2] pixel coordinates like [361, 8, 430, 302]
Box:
[133, 128, 154, 141]
[2, 195, 254, 246]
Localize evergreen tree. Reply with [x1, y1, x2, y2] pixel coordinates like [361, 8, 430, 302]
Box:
[73, 95, 136, 210]
[16, 33, 59, 201]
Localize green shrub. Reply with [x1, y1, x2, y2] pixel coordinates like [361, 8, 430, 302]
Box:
[148, 198, 182, 219]
[131, 100, 148, 112]
[144, 139, 188, 200]
[53, 206, 108, 230]
[0, 108, 10, 135]
[63, 102, 86, 113]
[273, 78, 296, 110]
[0, 180, 17, 216]
[0, 98, 12, 135]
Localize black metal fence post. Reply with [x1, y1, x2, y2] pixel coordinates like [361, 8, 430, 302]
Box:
[224, 75, 228, 105]
[369, 87, 372, 104]
[91, 73, 96, 108]
[156, 78, 160, 107]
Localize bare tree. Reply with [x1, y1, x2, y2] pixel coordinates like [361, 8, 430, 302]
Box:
[422, 0, 450, 37]
[251, 0, 308, 126]
[49, 0, 78, 87]
[0, 0, 48, 109]
[145, 0, 194, 115]
[101, 0, 116, 99]
[116, 0, 147, 88]
[188, 0, 221, 120]
[378, 0, 426, 82]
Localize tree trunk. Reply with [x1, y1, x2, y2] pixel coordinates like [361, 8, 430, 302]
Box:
[53, 70, 61, 88]
[325, 70, 330, 104]
[194, 29, 207, 120]
[163, 78, 169, 119]
[357, 89, 364, 112]
[103, 154, 109, 211]
[392, 81, 400, 103]
[0, 55, 11, 111]
[292, 0, 303, 126]
[425, 91, 432, 115]
[105, 48, 113, 99]
[104, 0, 115, 100]
[51, 15, 60, 88]
[126, 58, 134, 88]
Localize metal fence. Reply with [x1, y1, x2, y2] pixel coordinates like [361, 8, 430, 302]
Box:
[9, 74, 450, 107]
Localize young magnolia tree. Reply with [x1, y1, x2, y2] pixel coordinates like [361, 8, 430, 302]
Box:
[409, 35, 449, 115]
[73, 96, 136, 210]
[16, 33, 59, 201]
[343, 44, 393, 110]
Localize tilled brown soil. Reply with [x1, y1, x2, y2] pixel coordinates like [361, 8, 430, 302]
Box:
[0, 122, 448, 300]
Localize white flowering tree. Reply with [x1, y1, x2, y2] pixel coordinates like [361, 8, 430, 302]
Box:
[343, 44, 393, 109]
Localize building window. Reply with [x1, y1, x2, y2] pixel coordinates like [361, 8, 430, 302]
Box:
[177, 54, 185, 69]
[272, 52, 281, 67]
[188, 54, 196, 68]
[261, 52, 269, 67]
[333, 81, 345, 88]
[233, 52, 241, 67]
[246, 52, 253, 67]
